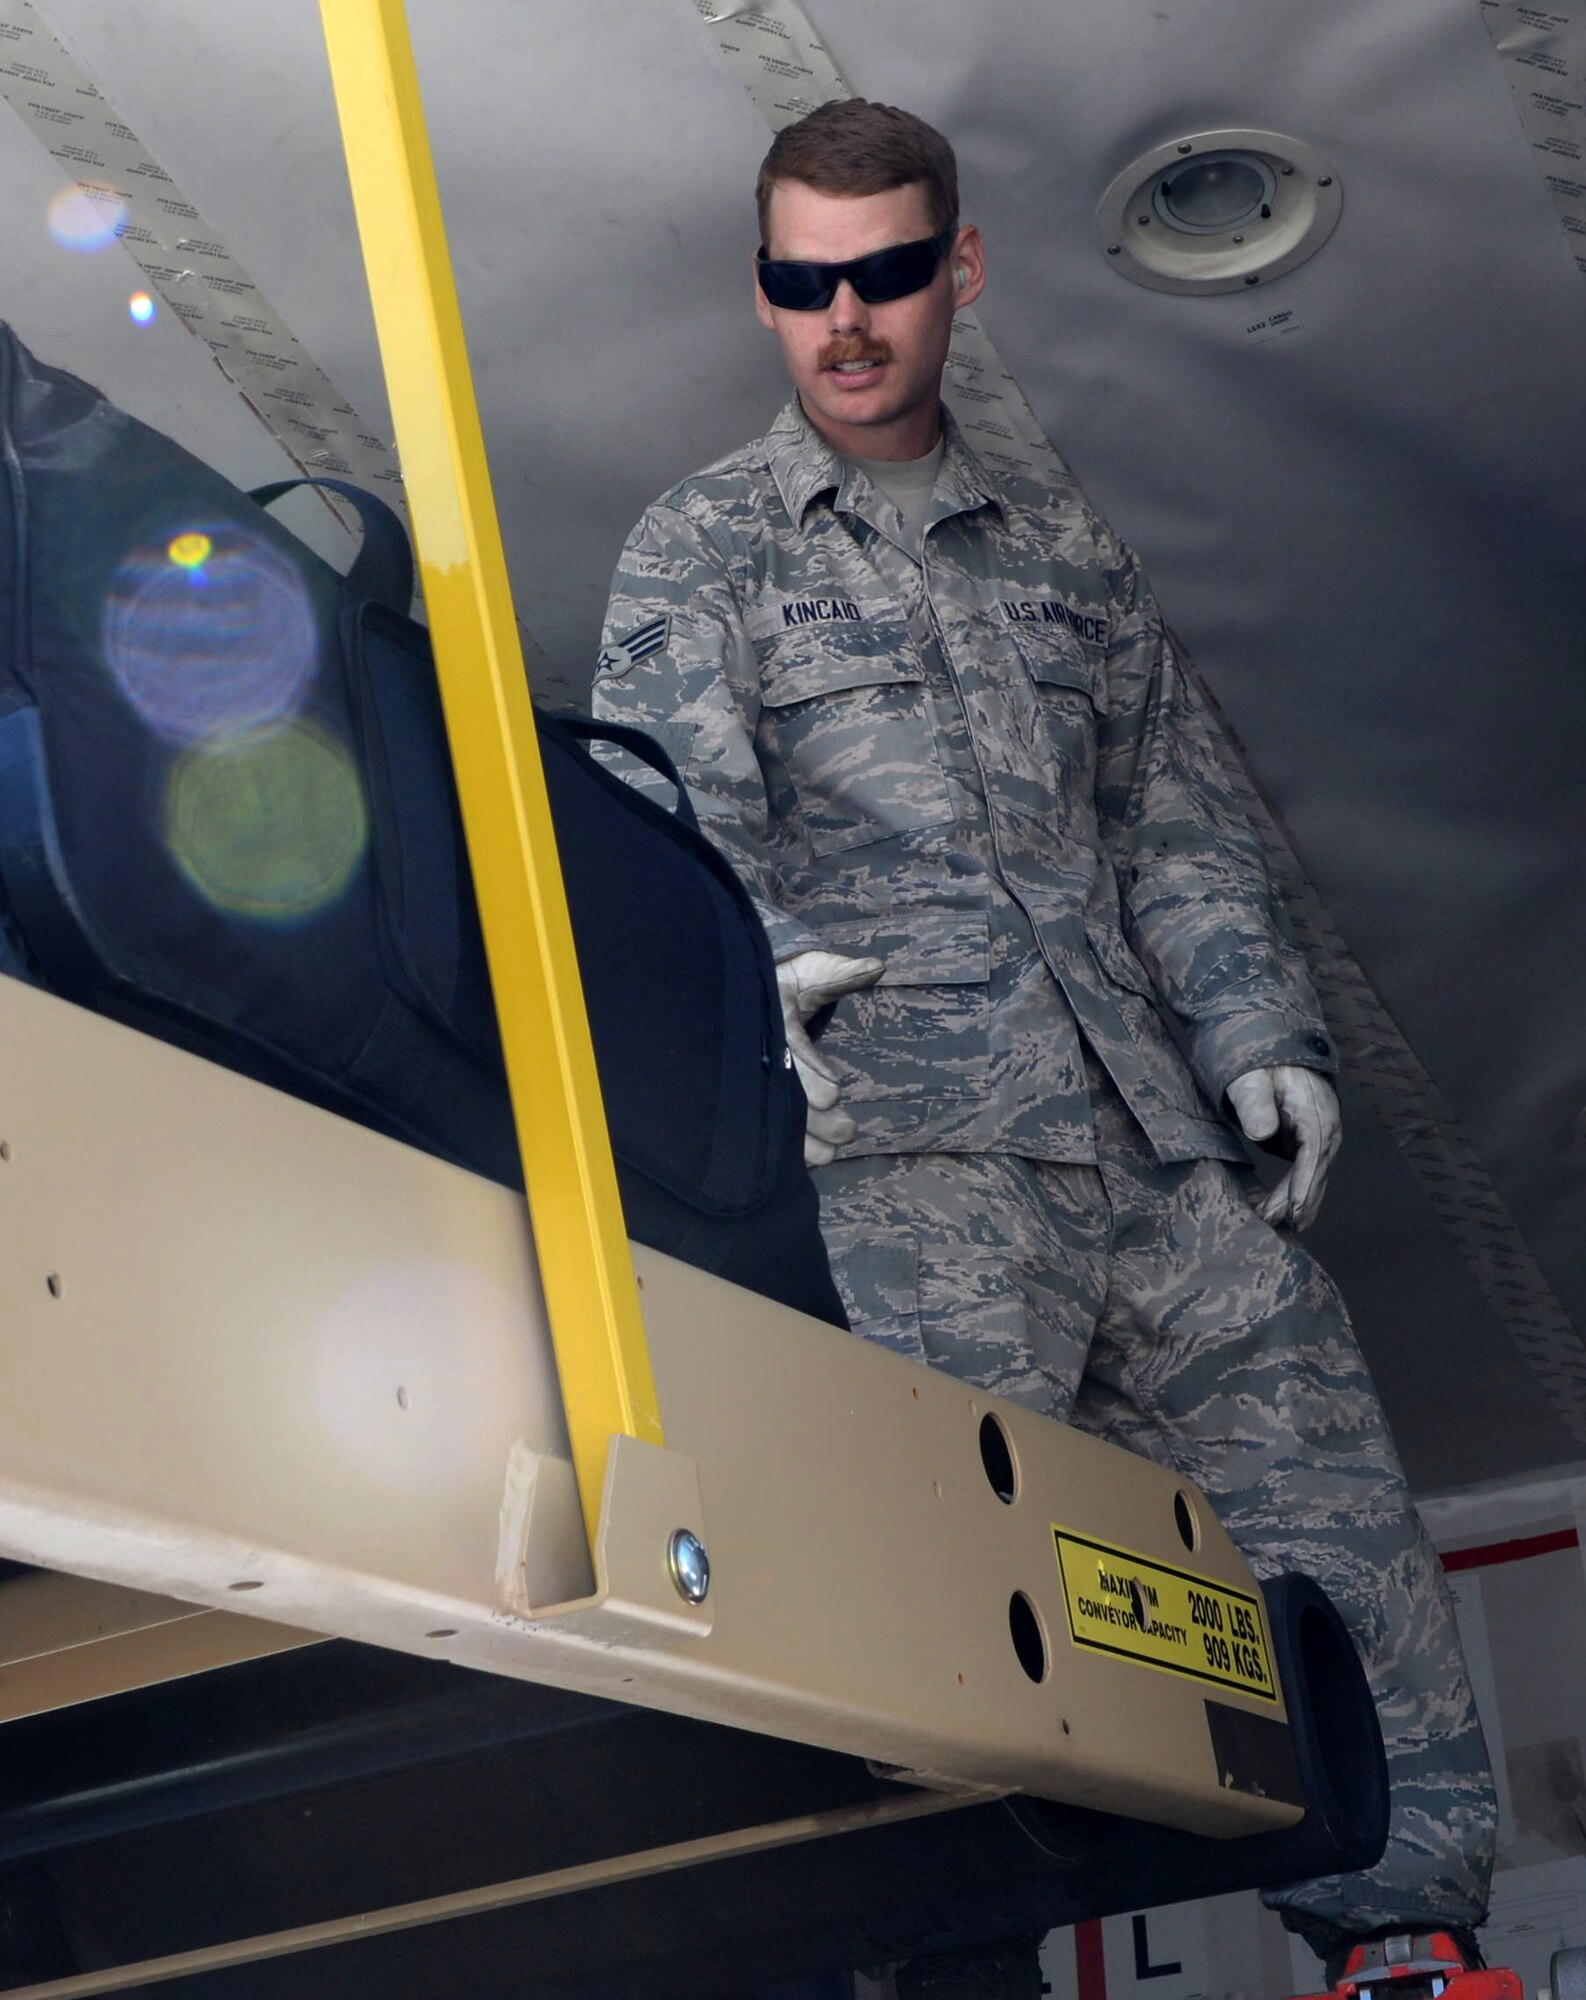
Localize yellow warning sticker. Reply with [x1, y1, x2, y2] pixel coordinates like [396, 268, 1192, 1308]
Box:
[1051, 1528, 1278, 1702]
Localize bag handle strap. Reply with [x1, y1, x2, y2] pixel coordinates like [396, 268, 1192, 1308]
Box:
[548, 714, 700, 832]
[248, 476, 415, 614]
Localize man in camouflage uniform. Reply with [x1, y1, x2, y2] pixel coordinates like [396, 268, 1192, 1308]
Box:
[594, 97, 1494, 1994]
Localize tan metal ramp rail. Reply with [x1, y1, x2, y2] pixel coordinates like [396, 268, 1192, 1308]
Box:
[0, 970, 1293, 1834]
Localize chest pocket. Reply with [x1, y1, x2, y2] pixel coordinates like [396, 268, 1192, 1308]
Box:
[1007, 617, 1106, 801]
[756, 626, 952, 857]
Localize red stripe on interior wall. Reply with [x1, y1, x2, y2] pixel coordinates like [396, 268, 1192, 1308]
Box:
[1075, 1917, 1107, 2000]
[1441, 1526, 1580, 1573]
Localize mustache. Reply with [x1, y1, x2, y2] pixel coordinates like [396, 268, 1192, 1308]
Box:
[819, 335, 891, 368]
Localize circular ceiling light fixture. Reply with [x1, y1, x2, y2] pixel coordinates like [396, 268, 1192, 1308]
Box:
[1096, 129, 1342, 295]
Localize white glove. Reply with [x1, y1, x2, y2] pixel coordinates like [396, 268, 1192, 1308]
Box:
[775, 948, 886, 1167]
[1226, 1065, 1342, 1232]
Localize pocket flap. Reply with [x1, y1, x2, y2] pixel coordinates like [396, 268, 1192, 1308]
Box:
[817, 908, 990, 985]
[1007, 620, 1106, 708]
[758, 630, 921, 708]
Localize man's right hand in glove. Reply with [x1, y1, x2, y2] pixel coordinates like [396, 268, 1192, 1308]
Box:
[775, 949, 886, 1167]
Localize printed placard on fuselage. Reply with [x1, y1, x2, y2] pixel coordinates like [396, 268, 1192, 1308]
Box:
[1051, 1526, 1277, 1701]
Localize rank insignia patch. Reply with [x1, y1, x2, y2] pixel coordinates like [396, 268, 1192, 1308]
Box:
[596, 613, 669, 680]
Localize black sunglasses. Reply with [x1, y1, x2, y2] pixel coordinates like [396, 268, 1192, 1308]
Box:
[755, 229, 956, 311]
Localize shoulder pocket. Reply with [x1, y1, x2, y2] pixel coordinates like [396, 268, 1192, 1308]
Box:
[1007, 617, 1107, 713]
[588, 716, 699, 803]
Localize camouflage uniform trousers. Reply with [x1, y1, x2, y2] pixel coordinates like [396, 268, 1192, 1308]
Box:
[814, 1071, 1496, 1951]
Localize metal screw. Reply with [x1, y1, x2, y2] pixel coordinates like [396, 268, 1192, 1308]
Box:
[1281, 165, 1294, 176]
[1232, 234, 1245, 245]
[1136, 214, 1151, 226]
[1244, 274, 1260, 285]
[1106, 244, 1121, 256]
[668, 1529, 710, 1604]
[1318, 176, 1333, 187]
[1177, 142, 1193, 154]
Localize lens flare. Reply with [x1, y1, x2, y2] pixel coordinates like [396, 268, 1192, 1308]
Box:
[47, 183, 125, 253]
[168, 532, 212, 571]
[129, 291, 156, 325]
[103, 529, 318, 743]
[314, 1262, 546, 1495]
[164, 721, 368, 923]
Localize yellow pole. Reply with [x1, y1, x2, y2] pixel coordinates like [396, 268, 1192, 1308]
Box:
[315, 0, 663, 1547]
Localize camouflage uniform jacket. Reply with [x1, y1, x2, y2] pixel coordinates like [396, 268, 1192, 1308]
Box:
[593, 400, 1336, 1166]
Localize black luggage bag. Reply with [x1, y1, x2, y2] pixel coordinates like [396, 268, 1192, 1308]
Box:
[0, 322, 843, 1327]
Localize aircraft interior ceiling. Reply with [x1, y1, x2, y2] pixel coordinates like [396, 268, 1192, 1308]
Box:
[4, 0, 1584, 1498]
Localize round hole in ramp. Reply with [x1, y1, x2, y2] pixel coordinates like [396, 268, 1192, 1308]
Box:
[979, 1412, 1017, 1503]
[1174, 1490, 1198, 1550]
[1009, 1591, 1047, 1683]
